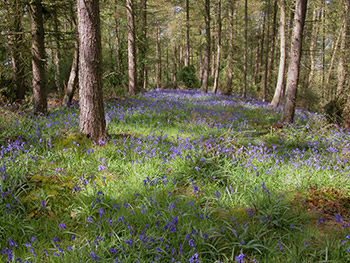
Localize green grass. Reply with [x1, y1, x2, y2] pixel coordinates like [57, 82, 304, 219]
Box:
[1, 90, 350, 262]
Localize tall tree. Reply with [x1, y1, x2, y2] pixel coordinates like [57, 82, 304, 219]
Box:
[202, 0, 211, 94]
[225, 0, 234, 95]
[52, 5, 62, 93]
[271, 0, 286, 107]
[263, 0, 271, 101]
[63, 9, 79, 107]
[31, 0, 47, 113]
[126, 0, 136, 95]
[212, 0, 221, 94]
[243, 0, 248, 98]
[77, 0, 106, 142]
[184, 0, 190, 67]
[283, 0, 308, 123]
[6, 0, 27, 101]
[336, 0, 350, 97]
[156, 26, 161, 89]
[139, 0, 148, 90]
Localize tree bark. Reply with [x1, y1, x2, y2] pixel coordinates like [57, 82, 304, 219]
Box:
[30, 0, 47, 113]
[7, 0, 27, 101]
[63, 37, 78, 107]
[243, 0, 248, 98]
[225, 0, 234, 95]
[307, 2, 318, 92]
[174, 44, 178, 87]
[263, 0, 271, 101]
[202, 0, 211, 94]
[126, 0, 136, 95]
[271, 0, 286, 107]
[156, 26, 161, 89]
[212, 0, 222, 94]
[283, 0, 308, 123]
[52, 7, 61, 93]
[140, 0, 147, 91]
[77, 0, 106, 142]
[337, 0, 350, 97]
[185, 0, 190, 67]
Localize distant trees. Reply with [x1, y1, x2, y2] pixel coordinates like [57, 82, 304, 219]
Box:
[77, 0, 106, 142]
[1, 0, 350, 128]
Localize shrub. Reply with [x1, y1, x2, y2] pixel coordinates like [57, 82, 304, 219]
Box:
[177, 65, 200, 89]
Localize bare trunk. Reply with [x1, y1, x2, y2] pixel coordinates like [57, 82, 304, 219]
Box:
[225, 0, 234, 95]
[114, 5, 122, 74]
[185, 0, 190, 67]
[307, 3, 318, 92]
[202, 0, 211, 94]
[174, 44, 178, 87]
[213, 0, 221, 94]
[30, 0, 47, 113]
[8, 0, 27, 101]
[156, 26, 161, 89]
[271, 0, 286, 107]
[263, 0, 271, 101]
[283, 0, 308, 123]
[337, 0, 350, 97]
[77, 0, 106, 142]
[63, 38, 78, 107]
[243, 0, 248, 98]
[52, 8, 61, 93]
[140, 0, 147, 91]
[268, 0, 278, 83]
[126, 0, 136, 95]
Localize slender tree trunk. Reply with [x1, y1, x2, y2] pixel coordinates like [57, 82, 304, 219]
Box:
[166, 41, 169, 83]
[8, 0, 27, 101]
[283, 0, 308, 123]
[268, 0, 278, 82]
[202, 0, 211, 94]
[77, 0, 106, 142]
[114, 4, 122, 75]
[271, 0, 286, 107]
[213, 0, 222, 94]
[52, 8, 61, 93]
[140, 0, 147, 91]
[63, 38, 78, 107]
[263, 0, 271, 101]
[199, 46, 203, 83]
[307, 2, 318, 92]
[243, 0, 248, 98]
[337, 0, 350, 97]
[179, 45, 183, 69]
[30, 0, 47, 113]
[156, 26, 161, 89]
[126, 0, 136, 95]
[174, 44, 178, 87]
[185, 0, 190, 66]
[225, 0, 234, 95]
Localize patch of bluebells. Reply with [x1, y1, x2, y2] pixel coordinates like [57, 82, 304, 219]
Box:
[2, 90, 350, 261]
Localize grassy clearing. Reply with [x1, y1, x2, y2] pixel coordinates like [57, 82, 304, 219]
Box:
[1, 90, 350, 262]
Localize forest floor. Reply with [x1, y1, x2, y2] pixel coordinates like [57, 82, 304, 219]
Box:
[1, 90, 350, 262]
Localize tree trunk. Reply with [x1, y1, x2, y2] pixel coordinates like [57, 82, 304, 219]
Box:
[114, 4, 122, 75]
[8, 0, 27, 101]
[212, 0, 222, 94]
[174, 44, 178, 87]
[307, 2, 318, 92]
[63, 38, 79, 107]
[126, 0, 136, 95]
[271, 0, 286, 107]
[225, 0, 234, 95]
[77, 0, 106, 142]
[140, 0, 147, 91]
[52, 7, 61, 93]
[243, 0, 248, 98]
[202, 0, 211, 94]
[283, 0, 308, 123]
[30, 0, 47, 113]
[263, 0, 271, 101]
[337, 0, 350, 97]
[185, 0, 190, 67]
[267, 0, 278, 84]
[156, 26, 161, 89]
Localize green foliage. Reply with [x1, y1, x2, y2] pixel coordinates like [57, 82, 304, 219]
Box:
[177, 65, 200, 89]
